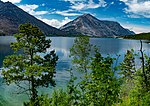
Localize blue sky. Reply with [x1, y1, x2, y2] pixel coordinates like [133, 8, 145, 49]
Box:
[2, 0, 150, 33]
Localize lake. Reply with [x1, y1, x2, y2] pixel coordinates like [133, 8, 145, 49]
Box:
[0, 36, 150, 106]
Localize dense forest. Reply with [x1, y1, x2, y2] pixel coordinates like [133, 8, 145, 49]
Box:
[124, 33, 150, 40]
[1, 24, 150, 106]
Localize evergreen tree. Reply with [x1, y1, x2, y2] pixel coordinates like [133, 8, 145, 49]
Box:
[2, 23, 58, 102]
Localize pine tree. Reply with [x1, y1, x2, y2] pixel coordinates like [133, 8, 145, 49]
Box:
[2, 23, 58, 101]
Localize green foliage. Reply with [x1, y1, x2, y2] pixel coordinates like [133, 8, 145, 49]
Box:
[43, 37, 121, 106]
[68, 37, 121, 106]
[141, 91, 150, 106]
[66, 70, 81, 105]
[68, 37, 150, 106]
[118, 48, 150, 106]
[119, 49, 136, 82]
[119, 70, 150, 106]
[24, 95, 51, 106]
[2, 23, 58, 101]
[23, 37, 150, 106]
[142, 54, 150, 91]
[79, 52, 120, 106]
[70, 36, 94, 72]
[2, 32, 150, 106]
[124, 32, 150, 40]
[50, 89, 70, 106]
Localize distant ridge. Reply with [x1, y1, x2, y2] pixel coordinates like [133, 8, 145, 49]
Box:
[124, 32, 150, 40]
[60, 14, 135, 37]
[0, 1, 66, 36]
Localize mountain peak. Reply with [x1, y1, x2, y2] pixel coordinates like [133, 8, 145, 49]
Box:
[78, 13, 95, 19]
[0, 2, 66, 36]
[60, 14, 135, 37]
[0, 0, 12, 4]
[4, 1, 15, 7]
[82, 13, 92, 17]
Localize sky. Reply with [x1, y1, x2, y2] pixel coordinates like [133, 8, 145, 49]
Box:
[2, 0, 150, 34]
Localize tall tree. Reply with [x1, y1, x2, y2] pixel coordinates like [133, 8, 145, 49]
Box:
[69, 37, 120, 105]
[80, 51, 120, 106]
[70, 36, 93, 72]
[120, 49, 136, 80]
[2, 23, 58, 101]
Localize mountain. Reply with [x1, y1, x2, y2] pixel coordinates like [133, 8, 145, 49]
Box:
[0, 1, 65, 36]
[60, 14, 135, 37]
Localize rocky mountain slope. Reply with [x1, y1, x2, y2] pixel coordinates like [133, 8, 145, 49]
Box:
[60, 14, 135, 37]
[0, 1, 65, 36]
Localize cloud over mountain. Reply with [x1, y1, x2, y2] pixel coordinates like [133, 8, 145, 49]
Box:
[120, 0, 150, 18]
[1, 0, 21, 3]
[37, 17, 72, 28]
[0, 0, 149, 34]
[0, 1, 66, 36]
[18, 4, 48, 16]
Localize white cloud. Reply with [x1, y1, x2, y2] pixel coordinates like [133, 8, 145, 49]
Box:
[63, 0, 86, 3]
[37, 17, 72, 28]
[19, 4, 38, 12]
[120, 0, 150, 18]
[18, 4, 48, 16]
[122, 23, 150, 34]
[127, 14, 142, 18]
[110, 2, 114, 5]
[71, 3, 86, 10]
[87, 0, 106, 8]
[65, 0, 107, 10]
[1, 0, 21, 3]
[41, 3, 45, 6]
[54, 10, 82, 16]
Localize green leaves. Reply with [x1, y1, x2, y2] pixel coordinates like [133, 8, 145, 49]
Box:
[67, 37, 120, 106]
[22, 37, 150, 106]
[82, 52, 120, 106]
[120, 49, 136, 80]
[70, 36, 93, 72]
[118, 47, 150, 106]
[2, 23, 58, 102]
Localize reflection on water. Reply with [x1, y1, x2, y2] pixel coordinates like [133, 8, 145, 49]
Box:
[1, 36, 150, 106]
[0, 36, 16, 67]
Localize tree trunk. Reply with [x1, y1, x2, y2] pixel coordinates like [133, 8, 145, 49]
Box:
[30, 49, 37, 101]
[31, 75, 36, 101]
[140, 40, 148, 90]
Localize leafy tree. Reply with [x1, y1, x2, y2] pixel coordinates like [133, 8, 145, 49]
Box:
[14, 35, 150, 106]
[2, 23, 58, 102]
[79, 51, 120, 106]
[69, 37, 120, 106]
[118, 44, 150, 106]
[70, 36, 94, 72]
[24, 95, 51, 106]
[65, 70, 81, 106]
[120, 49, 136, 80]
[142, 54, 150, 91]
[69, 36, 95, 105]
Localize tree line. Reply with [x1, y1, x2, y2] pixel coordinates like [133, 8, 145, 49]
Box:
[1, 23, 150, 106]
